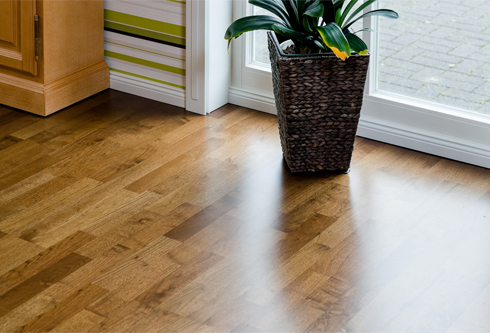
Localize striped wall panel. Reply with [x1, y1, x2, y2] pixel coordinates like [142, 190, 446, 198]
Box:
[104, 0, 186, 106]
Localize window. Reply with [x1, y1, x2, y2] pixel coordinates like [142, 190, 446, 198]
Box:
[377, 0, 490, 117]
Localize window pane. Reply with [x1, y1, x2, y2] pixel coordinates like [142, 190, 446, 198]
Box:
[377, 0, 490, 116]
[251, 6, 272, 66]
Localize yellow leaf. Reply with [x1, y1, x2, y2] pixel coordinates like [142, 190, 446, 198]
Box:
[329, 46, 349, 61]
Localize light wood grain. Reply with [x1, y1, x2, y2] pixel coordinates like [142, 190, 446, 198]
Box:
[0, 91, 489, 332]
[0, 235, 44, 276]
[0, 252, 91, 317]
[44, 61, 109, 116]
[0, 0, 108, 116]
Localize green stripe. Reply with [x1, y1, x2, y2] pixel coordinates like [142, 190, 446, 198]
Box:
[105, 41, 184, 61]
[105, 21, 185, 46]
[104, 10, 185, 37]
[105, 50, 185, 76]
[110, 68, 185, 90]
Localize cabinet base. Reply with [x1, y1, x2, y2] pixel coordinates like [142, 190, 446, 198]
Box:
[0, 61, 110, 116]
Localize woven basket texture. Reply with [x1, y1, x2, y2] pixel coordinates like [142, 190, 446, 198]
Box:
[267, 32, 370, 173]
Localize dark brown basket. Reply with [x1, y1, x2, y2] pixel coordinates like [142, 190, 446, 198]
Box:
[267, 32, 370, 173]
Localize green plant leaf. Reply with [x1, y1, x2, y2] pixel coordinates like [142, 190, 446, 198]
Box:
[343, 9, 399, 30]
[338, 0, 360, 27]
[335, 8, 342, 24]
[346, 33, 368, 55]
[317, 22, 351, 60]
[313, 39, 327, 51]
[272, 23, 312, 41]
[296, 0, 308, 14]
[303, 2, 322, 32]
[302, 0, 317, 11]
[333, 0, 347, 11]
[320, 0, 335, 24]
[302, 15, 313, 33]
[301, 0, 322, 33]
[224, 15, 286, 47]
[283, 0, 300, 27]
[304, 0, 323, 18]
[249, 0, 292, 27]
[342, 0, 376, 28]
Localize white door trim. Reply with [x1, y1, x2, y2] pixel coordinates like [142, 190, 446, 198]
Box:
[186, 0, 233, 115]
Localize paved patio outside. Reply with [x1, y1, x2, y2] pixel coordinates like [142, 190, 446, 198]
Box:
[378, 0, 490, 115]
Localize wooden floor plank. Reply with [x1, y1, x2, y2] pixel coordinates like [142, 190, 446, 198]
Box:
[50, 309, 106, 333]
[164, 194, 242, 242]
[0, 235, 44, 276]
[61, 244, 136, 294]
[0, 111, 39, 139]
[10, 91, 122, 141]
[117, 308, 197, 333]
[0, 91, 489, 332]
[0, 155, 59, 192]
[0, 293, 56, 333]
[0, 105, 13, 117]
[119, 203, 202, 252]
[0, 136, 22, 152]
[181, 213, 269, 258]
[135, 250, 223, 309]
[91, 237, 181, 302]
[276, 213, 337, 261]
[0, 178, 101, 235]
[0, 252, 91, 317]
[30, 189, 139, 249]
[75, 210, 168, 259]
[80, 191, 162, 237]
[146, 159, 250, 217]
[89, 299, 155, 332]
[0, 141, 47, 177]
[124, 138, 225, 195]
[0, 172, 56, 208]
[89, 144, 158, 183]
[0, 231, 95, 295]
[20, 284, 108, 332]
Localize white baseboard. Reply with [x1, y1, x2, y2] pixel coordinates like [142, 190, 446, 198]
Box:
[110, 70, 185, 108]
[357, 117, 490, 169]
[228, 85, 490, 169]
[228, 86, 277, 115]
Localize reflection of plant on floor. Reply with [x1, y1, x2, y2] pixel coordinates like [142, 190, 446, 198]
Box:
[225, 0, 398, 60]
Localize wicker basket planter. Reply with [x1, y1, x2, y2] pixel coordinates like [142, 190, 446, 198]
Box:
[267, 32, 370, 173]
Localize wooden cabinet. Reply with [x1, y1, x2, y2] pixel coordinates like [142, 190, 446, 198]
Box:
[0, 0, 109, 116]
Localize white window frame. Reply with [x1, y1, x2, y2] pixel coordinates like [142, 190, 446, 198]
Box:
[227, 1, 490, 168]
[228, 0, 277, 113]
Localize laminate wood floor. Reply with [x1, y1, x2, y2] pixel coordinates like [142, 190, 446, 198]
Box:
[0, 90, 489, 332]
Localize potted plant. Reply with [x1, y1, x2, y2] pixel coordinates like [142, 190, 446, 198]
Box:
[225, 0, 398, 173]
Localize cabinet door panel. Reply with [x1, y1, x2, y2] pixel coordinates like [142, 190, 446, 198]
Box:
[0, 0, 37, 75]
[0, 1, 15, 44]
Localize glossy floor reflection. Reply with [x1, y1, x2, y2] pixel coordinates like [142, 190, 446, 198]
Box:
[0, 91, 489, 332]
